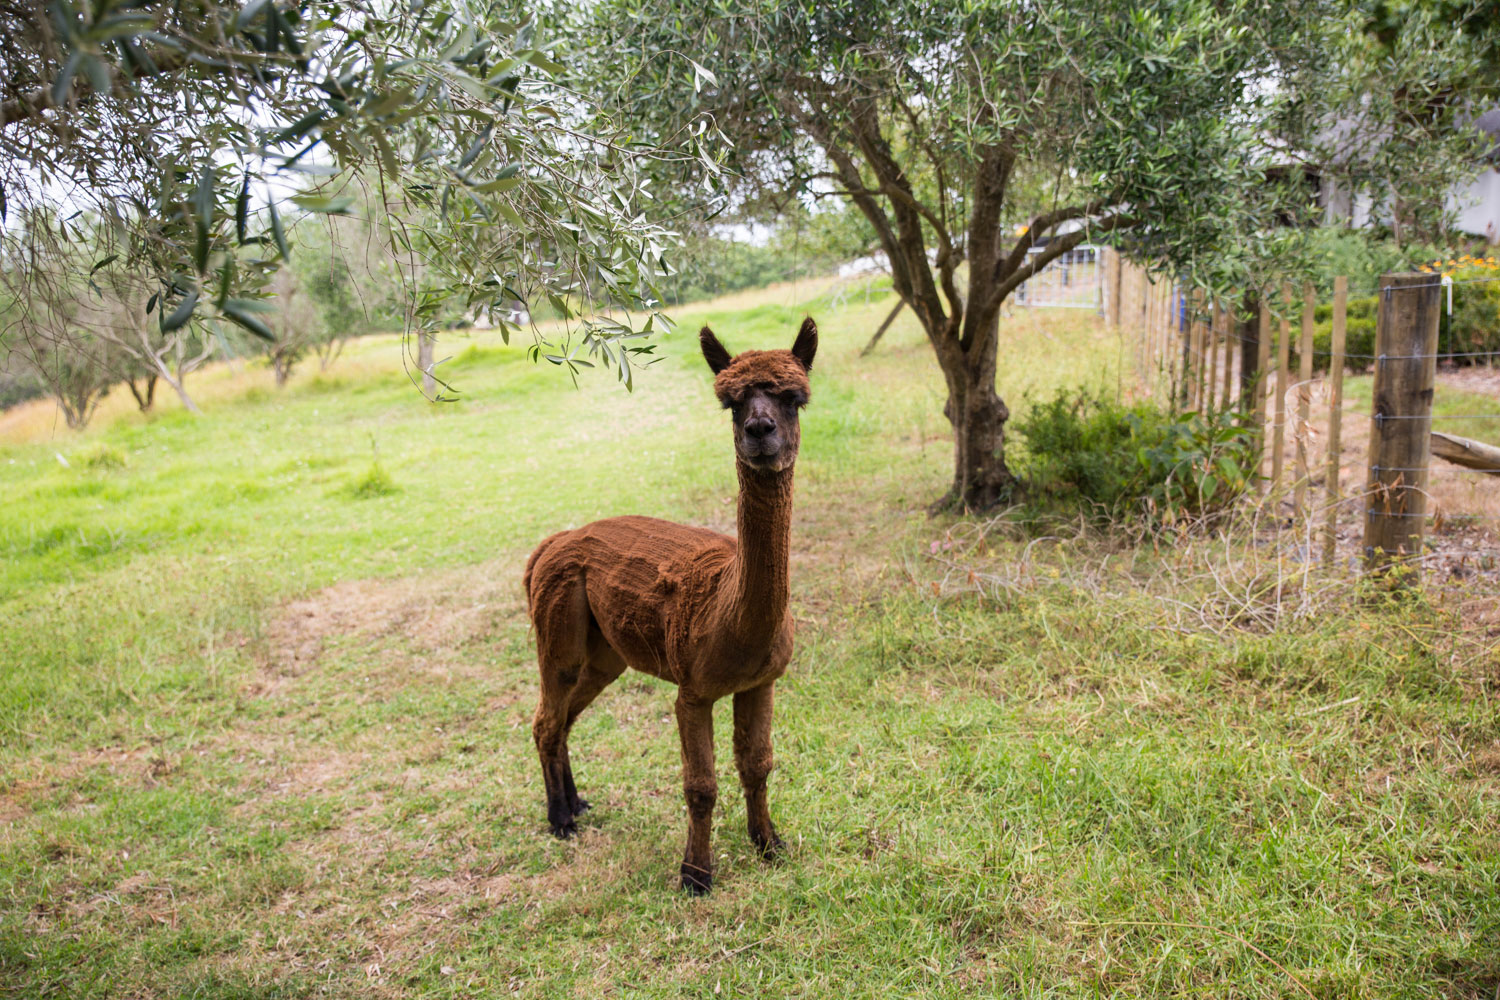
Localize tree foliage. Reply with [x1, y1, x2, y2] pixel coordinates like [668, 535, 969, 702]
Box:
[593, 0, 1496, 508]
[0, 208, 219, 420]
[594, 0, 1348, 506]
[660, 203, 877, 304]
[0, 0, 711, 398]
[1306, 0, 1500, 242]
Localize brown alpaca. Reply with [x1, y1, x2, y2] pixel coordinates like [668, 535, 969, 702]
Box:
[523, 317, 817, 894]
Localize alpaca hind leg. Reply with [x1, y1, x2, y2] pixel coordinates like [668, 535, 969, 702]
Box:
[559, 642, 627, 816]
[531, 581, 590, 838]
[533, 661, 583, 837]
[733, 681, 785, 859]
[675, 694, 717, 894]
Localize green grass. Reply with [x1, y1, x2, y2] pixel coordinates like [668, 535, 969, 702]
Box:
[1, 282, 1496, 998]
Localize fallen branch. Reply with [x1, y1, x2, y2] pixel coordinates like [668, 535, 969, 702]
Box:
[860, 300, 905, 356]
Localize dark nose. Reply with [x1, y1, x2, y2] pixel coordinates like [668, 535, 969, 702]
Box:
[745, 414, 775, 439]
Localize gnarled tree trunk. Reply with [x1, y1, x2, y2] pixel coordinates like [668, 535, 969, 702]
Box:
[930, 306, 1015, 511]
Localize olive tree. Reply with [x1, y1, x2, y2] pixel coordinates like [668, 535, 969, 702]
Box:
[0, 209, 219, 419]
[594, 0, 1391, 509]
[1307, 0, 1500, 242]
[0, 282, 117, 428]
[0, 0, 711, 398]
[263, 266, 322, 385]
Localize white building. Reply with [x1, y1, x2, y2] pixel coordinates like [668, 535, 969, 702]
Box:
[1323, 108, 1500, 242]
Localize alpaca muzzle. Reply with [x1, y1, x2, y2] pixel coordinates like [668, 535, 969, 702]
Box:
[738, 434, 789, 469]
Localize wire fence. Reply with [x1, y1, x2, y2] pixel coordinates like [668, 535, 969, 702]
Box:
[1104, 252, 1500, 579]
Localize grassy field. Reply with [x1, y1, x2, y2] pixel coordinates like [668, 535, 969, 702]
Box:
[2, 280, 1497, 998]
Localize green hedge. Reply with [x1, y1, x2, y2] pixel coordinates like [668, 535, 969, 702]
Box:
[1285, 295, 1379, 374]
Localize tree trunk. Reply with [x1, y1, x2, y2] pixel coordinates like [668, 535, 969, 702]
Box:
[58, 396, 86, 429]
[1237, 290, 1259, 411]
[127, 374, 157, 412]
[150, 356, 201, 414]
[418, 331, 436, 398]
[318, 337, 345, 371]
[930, 307, 1016, 512]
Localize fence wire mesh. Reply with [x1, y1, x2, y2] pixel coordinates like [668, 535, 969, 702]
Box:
[1110, 254, 1500, 581]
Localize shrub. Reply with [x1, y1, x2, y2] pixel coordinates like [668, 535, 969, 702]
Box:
[1283, 259, 1499, 373]
[0, 369, 47, 411]
[1282, 233, 1500, 374]
[1016, 389, 1257, 524]
[1438, 259, 1500, 363]
[1303, 228, 1452, 293]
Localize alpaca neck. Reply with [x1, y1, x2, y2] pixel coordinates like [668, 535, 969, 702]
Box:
[726, 461, 795, 641]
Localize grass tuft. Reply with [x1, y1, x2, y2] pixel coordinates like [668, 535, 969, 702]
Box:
[342, 460, 399, 499]
[75, 442, 127, 470]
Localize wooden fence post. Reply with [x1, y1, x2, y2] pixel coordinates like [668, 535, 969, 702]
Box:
[1152, 274, 1163, 398]
[1155, 276, 1166, 397]
[1185, 294, 1198, 411]
[1294, 281, 1315, 521]
[1138, 266, 1149, 344]
[1272, 285, 1292, 496]
[1363, 272, 1442, 577]
[1171, 285, 1181, 407]
[1107, 248, 1124, 329]
[1322, 276, 1348, 564]
[1152, 273, 1162, 395]
[860, 300, 905, 356]
[1253, 298, 1271, 490]
[1163, 279, 1174, 401]
[1124, 258, 1138, 390]
[1204, 300, 1218, 415]
[1136, 270, 1146, 392]
[1239, 291, 1261, 413]
[1219, 303, 1235, 412]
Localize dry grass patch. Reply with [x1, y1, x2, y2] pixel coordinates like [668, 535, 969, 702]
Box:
[260, 556, 529, 679]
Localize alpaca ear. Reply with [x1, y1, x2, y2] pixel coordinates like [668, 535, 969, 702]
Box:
[700, 326, 732, 375]
[791, 316, 817, 371]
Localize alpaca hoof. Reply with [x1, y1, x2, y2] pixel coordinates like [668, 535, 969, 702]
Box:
[549, 819, 577, 839]
[680, 863, 713, 896]
[754, 832, 787, 861]
[570, 797, 591, 816]
[750, 839, 786, 863]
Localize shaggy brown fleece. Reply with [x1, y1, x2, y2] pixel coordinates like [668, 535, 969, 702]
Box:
[712, 350, 815, 403]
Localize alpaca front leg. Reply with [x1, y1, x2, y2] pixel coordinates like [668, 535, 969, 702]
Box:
[733, 682, 785, 859]
[675, 694, 717, 895]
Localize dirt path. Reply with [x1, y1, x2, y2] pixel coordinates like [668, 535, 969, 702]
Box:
[1438, 365, 1500, 401]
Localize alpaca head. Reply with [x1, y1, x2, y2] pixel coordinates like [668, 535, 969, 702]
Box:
[700, 317, 817, 473]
